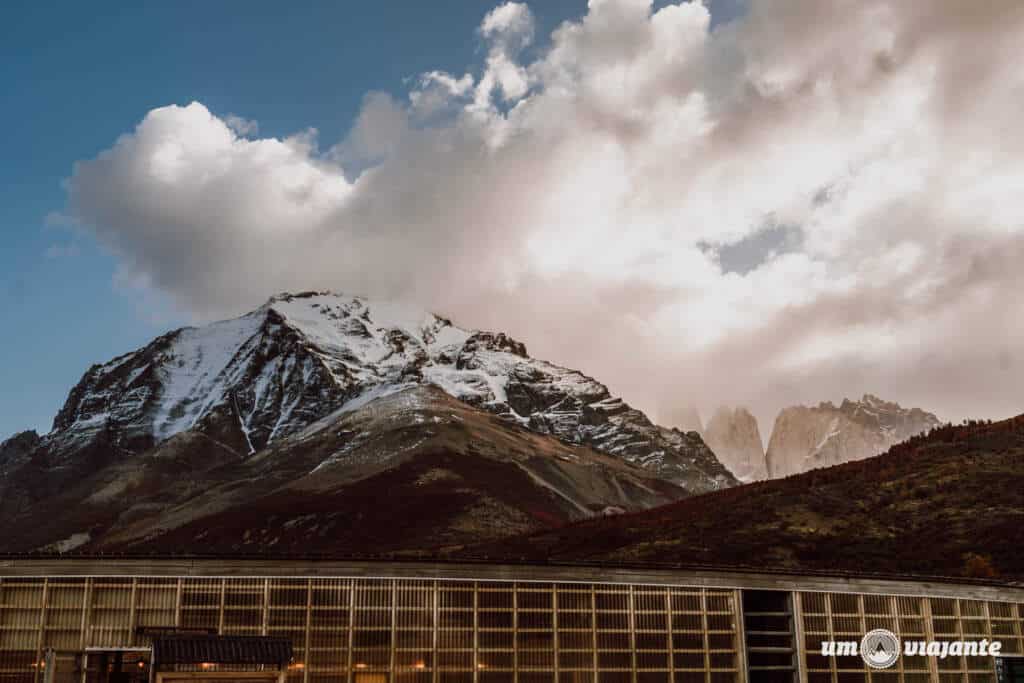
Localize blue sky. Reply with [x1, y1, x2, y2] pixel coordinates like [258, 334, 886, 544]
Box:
[0, 0, 746, 441]
[0, 0, 582, 440]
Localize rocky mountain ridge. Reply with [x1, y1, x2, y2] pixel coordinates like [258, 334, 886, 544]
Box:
[675, 394, 941, 481]
[764, 394, 942, 478]
[39, 291, 733, 493]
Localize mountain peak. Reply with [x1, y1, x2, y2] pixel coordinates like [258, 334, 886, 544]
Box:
[265, 289, 337, 304]
[766, 394, 941, 478]
[702, 406, 766, 481]
[37, 294, 735, 493]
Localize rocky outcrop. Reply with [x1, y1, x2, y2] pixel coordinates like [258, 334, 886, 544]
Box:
[0, 430, 40, 469]
[765, 394, 941, 478]
[702, 407, 767, 481]
[0, 430, 42, 509]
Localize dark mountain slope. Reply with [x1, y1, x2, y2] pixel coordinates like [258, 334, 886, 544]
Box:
[0, 386, 685, 554]
[462, 416, 1024, 581]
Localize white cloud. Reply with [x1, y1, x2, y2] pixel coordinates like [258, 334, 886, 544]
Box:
[64, 0, 1024, 431]
[480, 3, 535, 50]
[330, 92, 410, 175]
[469, 2, 536, 121]
[68, 101, 351, 316]
[410, 71, 475, 117]
[224, 114, 258, 137]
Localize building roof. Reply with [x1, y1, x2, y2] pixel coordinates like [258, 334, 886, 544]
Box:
[153, 635, 293, 666]
[1, 555, 1021, 603]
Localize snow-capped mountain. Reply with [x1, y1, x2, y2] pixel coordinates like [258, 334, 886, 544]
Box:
[764, 394, 942, 478]
[40, 291, 735, 492]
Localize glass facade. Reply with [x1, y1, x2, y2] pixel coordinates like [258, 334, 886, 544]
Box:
[798, 592, 1024, 683]
[0, 572, 1020, 683]
[0, 578, 740, 683]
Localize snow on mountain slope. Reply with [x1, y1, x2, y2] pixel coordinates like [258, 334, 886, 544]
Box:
[40, 291, 735, 493]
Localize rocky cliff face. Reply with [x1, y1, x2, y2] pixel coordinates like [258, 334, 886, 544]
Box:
[765, 394, 941, 478]
[0, 430, 40, 472]
[0, 431, 42, 510]
[702, 407, 767, 481]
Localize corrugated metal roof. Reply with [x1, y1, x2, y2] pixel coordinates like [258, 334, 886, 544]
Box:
[153, 635, 292, 666]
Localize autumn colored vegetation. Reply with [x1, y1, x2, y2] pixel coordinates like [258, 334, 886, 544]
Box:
[462, 415, 1024, 582]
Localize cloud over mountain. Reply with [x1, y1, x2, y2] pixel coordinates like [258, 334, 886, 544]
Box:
[64, 0, 1024, 429]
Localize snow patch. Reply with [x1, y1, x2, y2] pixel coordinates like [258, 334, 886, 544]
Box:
[42, 532, 91, 553]
[152, 312, 265, 440]
[814, 417, 842, 452]
[298, 382, 417, 439]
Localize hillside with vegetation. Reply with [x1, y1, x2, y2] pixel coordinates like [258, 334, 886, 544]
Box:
[463, 415, 1024, 582]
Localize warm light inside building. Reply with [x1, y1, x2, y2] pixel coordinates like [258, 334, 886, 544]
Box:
[0, 564, 1021, 683]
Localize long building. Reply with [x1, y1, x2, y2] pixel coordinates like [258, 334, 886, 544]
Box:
[0, 559, 1022, 683]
